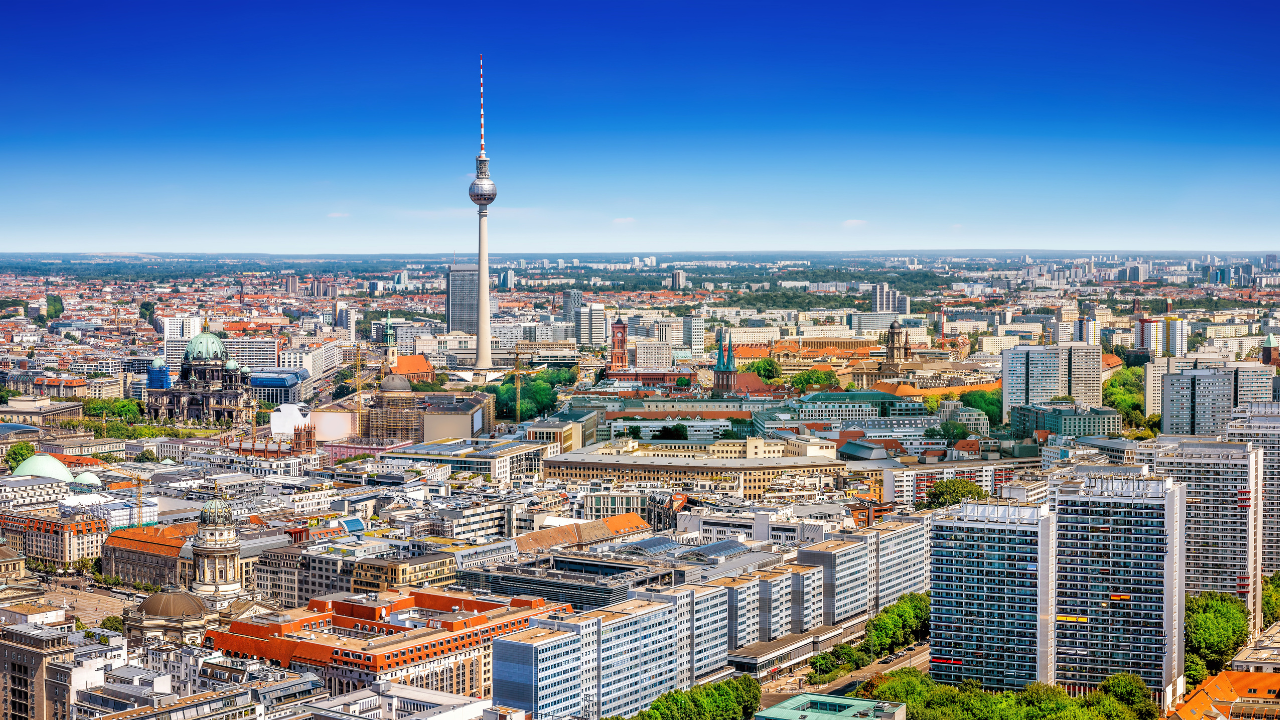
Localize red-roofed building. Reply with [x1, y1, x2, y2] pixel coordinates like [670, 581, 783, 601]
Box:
[205, 587, 571, 698]
[1101, 353, 1125, 382]
[1172, 671, 1280, 718]
[102, 523, 197, 587]
[391, 354, 436, 383]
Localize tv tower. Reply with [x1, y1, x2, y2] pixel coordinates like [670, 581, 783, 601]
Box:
[468, 55, 496, 371]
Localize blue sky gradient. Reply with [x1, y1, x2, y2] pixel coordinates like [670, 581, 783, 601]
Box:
[2, 1, 1279, 254]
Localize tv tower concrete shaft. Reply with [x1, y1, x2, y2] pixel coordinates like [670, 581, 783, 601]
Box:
[469, 55, 496, 371]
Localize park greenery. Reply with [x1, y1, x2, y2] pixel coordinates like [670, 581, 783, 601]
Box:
[807, 593, 930, 684]
[99, 616, 124, 633]
[484, 367, 577, 420]
[921, 478, 989, 509]
[958, 388, 1002, 426]
[134, 449, 159, 463]
[56, 418, 205, 440]
[600, 673, 760, 720]
[857, 667, 1160, 720]
[1102, 366, 1146, 428]
[82, 398, 144, 421]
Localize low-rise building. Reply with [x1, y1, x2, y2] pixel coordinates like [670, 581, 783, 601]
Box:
[1009, 404, 1123, 440]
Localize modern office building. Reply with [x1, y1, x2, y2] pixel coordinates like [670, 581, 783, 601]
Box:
[797, 540, 870, 628]
[1009, 404, 1123, 439]
[701, 574, 760, 649]
[1163, 369, 1233, 435]
[1053, 473, 1185, 708]
[575, 304, 607, 347]
[750, 568, 795, 643]
[497, 598, 678, 720]
[446, 265, 480, 334]
[682, 315, 706, 352]
[1154, 439, 1262, 631]
[774, 563, 822, 635]
[560, 289, 584, 323]
[1074, 318, 1100, 346]
[930, 500, 1055, 691]
[630, 584, 730, 687]
[1002, 343, 1103, 422]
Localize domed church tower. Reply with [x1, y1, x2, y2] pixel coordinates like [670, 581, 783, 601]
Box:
[189, 494, 243, 610]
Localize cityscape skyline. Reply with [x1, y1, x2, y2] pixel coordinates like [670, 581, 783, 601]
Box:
[2, 3, 1279, 253]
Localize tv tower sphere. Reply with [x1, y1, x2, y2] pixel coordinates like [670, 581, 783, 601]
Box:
[469, 171, 496, 205]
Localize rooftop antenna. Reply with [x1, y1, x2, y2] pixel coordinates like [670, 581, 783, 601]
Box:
[480, 54, 485, 156]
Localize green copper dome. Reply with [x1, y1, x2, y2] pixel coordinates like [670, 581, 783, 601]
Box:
[151, 357, 167, 368]
[12, 454, 75, 483]
[184, 332, 226, 361]
[225, 359, 240, 371]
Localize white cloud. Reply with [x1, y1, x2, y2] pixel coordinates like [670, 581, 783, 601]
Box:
[842, 219, 867, 229]
[327, 212, 350, 218]
[613, 217, 636, 224]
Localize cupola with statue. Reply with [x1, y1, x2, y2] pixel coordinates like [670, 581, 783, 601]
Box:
[146, 318, 255, 425]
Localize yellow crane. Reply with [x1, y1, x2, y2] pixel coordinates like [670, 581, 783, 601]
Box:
[508, 359, 541, 424]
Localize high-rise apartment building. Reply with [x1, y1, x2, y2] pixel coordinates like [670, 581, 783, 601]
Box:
[1163, 369, 1232, 435]
[1164, 317, 1189, 357]
[873, 283, 910, 314]
[1074, 318, 1100, 346]
[1144, 355, 1226, 420]
[671, 269, 688, 290]
[1153, 439, 1262, 631]
[1053, 473, 1184, 707]
[1135, 318, 1163, 356]
[1229, 408, 1280, 575]
[1230, 361, 1278, 406]
[446, 265, 480, 334]
[1002, 343, 1103, 422]
[930, 500, 1055, 691]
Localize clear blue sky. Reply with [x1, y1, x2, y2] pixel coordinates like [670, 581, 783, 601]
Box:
[2, 1, 1279, 255]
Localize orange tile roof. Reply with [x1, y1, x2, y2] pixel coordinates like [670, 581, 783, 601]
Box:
[913, 380, 1002, 397]
[953, 439, 980, 452]
[1102, 353, 1124, 369]
[392, 355, 434, 375]
[103, 522, 197, 557]
[870, 381, 922, 396]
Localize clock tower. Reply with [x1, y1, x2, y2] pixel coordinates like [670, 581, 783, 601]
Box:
[610, 319, 628, 370]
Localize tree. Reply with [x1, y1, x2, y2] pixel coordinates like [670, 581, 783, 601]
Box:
[921, 478, 988, 509]
[99, 616, 124, 633]
[1185, 653, 1209, 687]
[626, 426, 643, 440]
[1186, 591, 1251, 672]
[654, 424, 689, 440]
[959, 388, 1002, 426]
[741, 358, 781, 381]
[926, 421, 970, 441]
[333, 384, 356, 400]
[4, 442, 34, 469]
[1099, 673, 1159, 720]
[63, 332, 78, 342]
[134, 449, 158, 463]
[789, 368, 839, 389]
[1049, 395, 1075, 402]
[675, 377, 691, 387]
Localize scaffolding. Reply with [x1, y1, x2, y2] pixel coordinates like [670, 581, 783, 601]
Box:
[366, 391, 422, 442]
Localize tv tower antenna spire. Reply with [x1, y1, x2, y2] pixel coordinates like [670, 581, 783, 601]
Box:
[469, 55, 496, 372]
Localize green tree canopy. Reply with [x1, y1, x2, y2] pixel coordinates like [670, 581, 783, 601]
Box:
[4, 442, 34, 469]
[959, 388, 1002, 426]
[133, 449, 159, 463]
[921, 478, 989, 509]
[741, 358, 781, 381]
[654, 424, 689, 440]
[789, 368, 839, 389]
[99, 616, 124, 633]
[1185, 591, 1251, 673]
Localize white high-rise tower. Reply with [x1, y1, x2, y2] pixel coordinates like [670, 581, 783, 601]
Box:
[468, 55, 496, 371]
